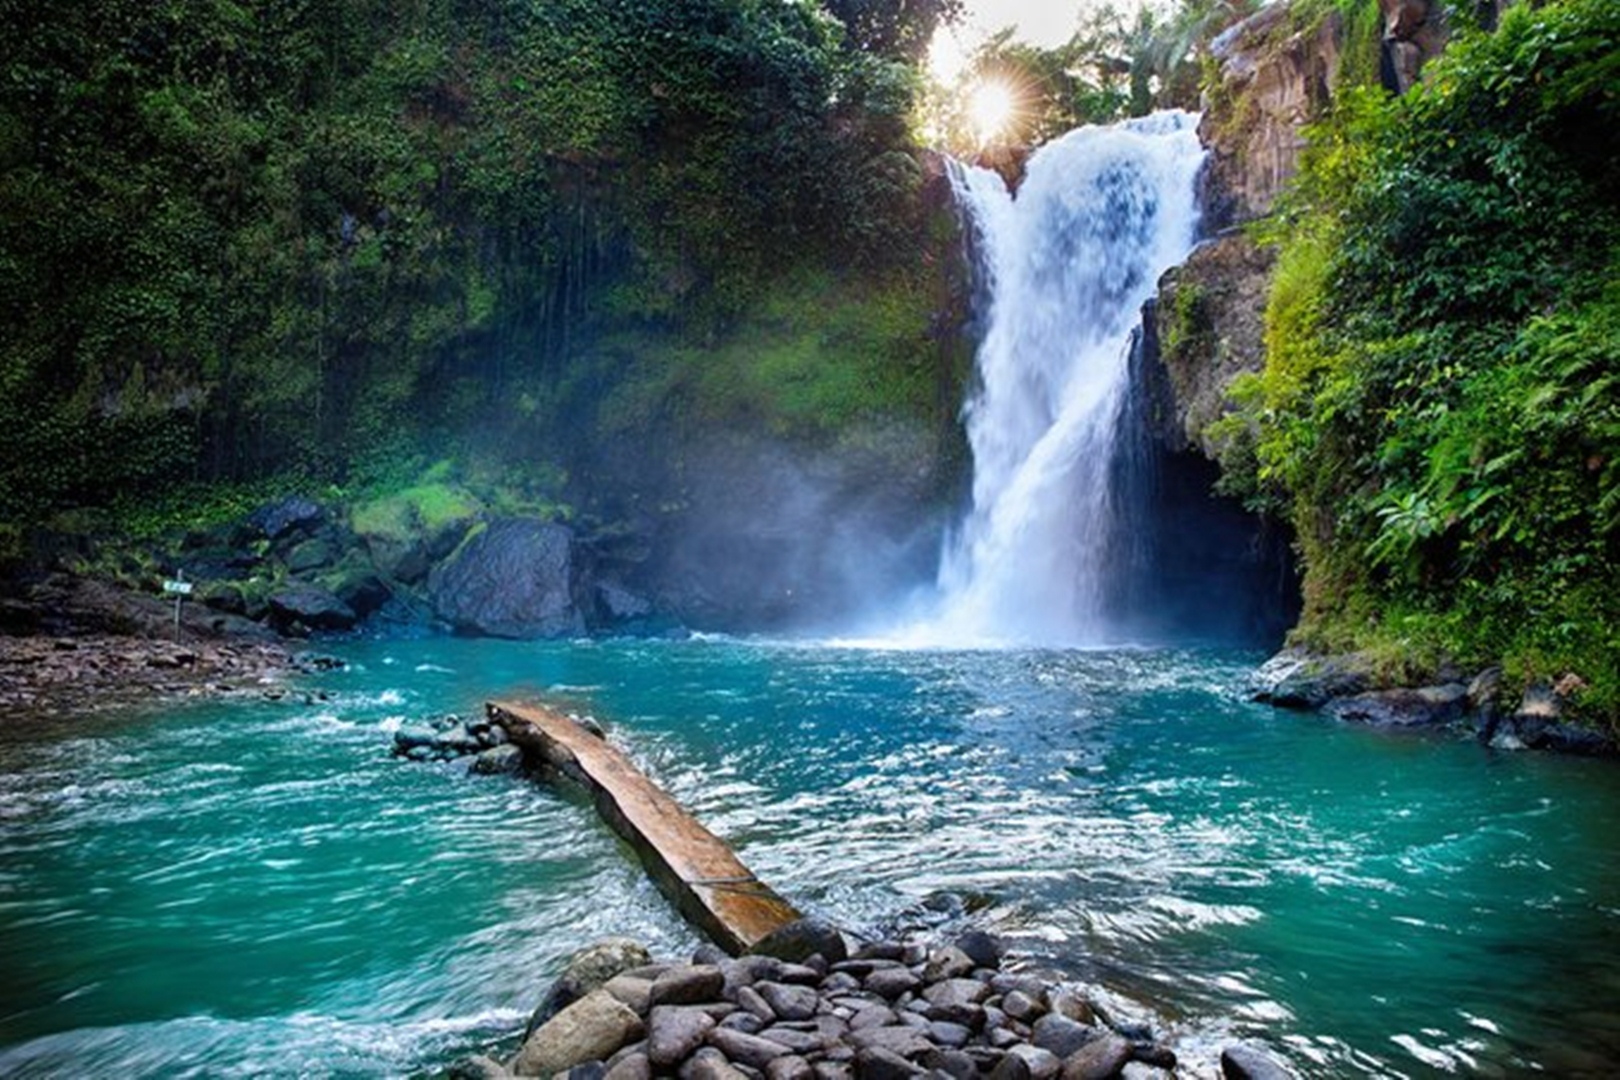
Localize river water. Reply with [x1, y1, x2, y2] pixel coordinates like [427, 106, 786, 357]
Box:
[3, 636, 1619, 1077]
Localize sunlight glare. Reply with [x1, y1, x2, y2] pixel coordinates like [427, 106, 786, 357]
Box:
[968, 79, 1018, 146]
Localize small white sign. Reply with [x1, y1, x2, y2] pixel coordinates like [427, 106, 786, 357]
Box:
[163, 580, 194, 596]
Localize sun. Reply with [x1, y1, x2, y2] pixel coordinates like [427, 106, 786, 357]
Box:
[967, 78, 1019, 147]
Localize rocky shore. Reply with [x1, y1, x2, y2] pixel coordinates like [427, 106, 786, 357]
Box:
[452, 926, 1292, 1080]
[1249, 648, 1616, 755]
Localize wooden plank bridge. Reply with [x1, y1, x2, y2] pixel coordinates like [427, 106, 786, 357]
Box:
[487, 700, 801, 955]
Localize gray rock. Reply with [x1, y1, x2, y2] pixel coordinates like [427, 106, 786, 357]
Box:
[471, 743, 525, 776]
[1005, 1045, 1061, 1080]
[757, 1027, 824, 1055]
[747, 918, 849, 965]
[568, 1063, 607, 1080]
[650, 1006, 718, 1068]
[922, 948, 975, 982]
[938, 1050, 978, 1080]
[1044, 990, 1094, 1026]
[268, 583, 357, 632]
[834, 959, 904, 978]
[927, 1021, 973, 1048]
[1249, 648, 1371, 709]
[603, 1053, 651, 1080]
[1059, 1034, 1131, 1080]
[1326, 684, 1469, 728]
[813, 1063, 855, 1080]
[284, 538, 336, 574]
[776, 963, 824, 986]
[708, 1027, 793, 1069]
[511, 990, 645, 1077]
[602, 975, 656, 1016]
[1001, 991, 1041, 1023]
[821, 972, 862, 995]
[865, 968, 921, 999]
[855, 1047, 925, 1080]
[428, 519, 587, 639]
[1220, 1043, 1295, 1080]
[529, 939, 655, 1036]
[922, 979, 988, 1010]
[247, 496, 325, 541]
[849, 1026, 934, 1060]
[758, 981, 819, 1022]
[1130, 1044, 1177, 1069]
[683, 1048, 751, 1080]
[720, 1012, 766, 1035]
[649, 966, 727, 1008]
[853, 942, 907, 962]
[850, 1005, 899, 1031]
[988, 1054, 1031, 1080]
[448, 1054, 510, 1079]
[737, 985, 777, 1023]
[765, 1056, 815, 1080]
[1031, 1014, 1098, 1059]
[954, 931, 1006, 969]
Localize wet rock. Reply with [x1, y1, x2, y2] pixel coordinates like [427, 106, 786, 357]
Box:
[720, 1012, 766, 1035]
[853, 942, 907, 962]
[1250, 649, 1372, 709]
[865, 968, 921, 1000]
[854, 1047, 925, 1080]
[429, 519, 586, 639]
[849, 1026, 935, 1060]
[813, 1063, 854, 1080]
[850, 1005, 899, 1031]
[650, 1006, 718, 1068]
[247, 496, 325, 542]
[736, 985, 777, 1023]
[268, 583, 357, 632]
[603, 975, 656, 1016]
[682, 1048, 751, 1080]
[511, 989, 645, 1077]
[1004, 1045, 1062, 1080]
[938, 1049, 978, 1080]
[954, 931, 1006, 970]
[285, 538, 336, 574]
[1031, 1014, 1098, 1059]
[471, 743, 525, 776]
[927, 1021, 973, 1049]
[1059, 1034, 1131, 1080]
[758, 982, 820, 1023]
[569, 1063, 608, 1080]
[765, 1055, 814, 1080]
[708, 1027, 793, 1069]
[1326, 684, 1469, 729]
[1130, 1044, 1177, 1069]
[529, 939, 654, 1036]
[649, 966, 727, 1008]
[757, 1026, 824, 1055]
[988, 1053, 1031, 1080]
[821, 972, 862, 996]
[1045, 990, 1095, 1027]
[749, 918, 849, 966]
[603, 1051, 651, 1080]
[1220, 1043, 1295, 1080]
[1000, 991, 1041, 1023]
[923, 948, 976, 983]
[922, 979, 988, 1010]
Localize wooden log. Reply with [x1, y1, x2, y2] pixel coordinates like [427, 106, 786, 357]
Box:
[488, 700, 801, 955]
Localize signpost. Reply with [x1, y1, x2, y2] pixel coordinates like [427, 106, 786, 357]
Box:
[162, 572, 193, 637]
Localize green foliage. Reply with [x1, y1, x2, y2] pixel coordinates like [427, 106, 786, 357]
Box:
[350, 482, 483, 542]
[1235, 0, 1620, 724]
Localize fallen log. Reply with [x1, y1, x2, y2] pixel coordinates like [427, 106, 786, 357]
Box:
[487, 700, 801, 955]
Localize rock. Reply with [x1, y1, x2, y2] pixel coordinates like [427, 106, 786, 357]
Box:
[1000, 991, 1041, 1023]
[604, 1054, 652, 1080]
[707, 1027, 793, 1069]
[650, 1006, 719, 1068]
[747, 918, 849, 965]
[736, 985, 777, 1023]
[569, 1064, 608, 1080]
[1031, 1015, 1098, 1059]
[923, 948, 975, 982]
[649, 966, 727, 1008]
[268, 584, 357, 632]
[529, 939, 655, 1036]
[1249, 648, 1372, 709]
[927, 1021, 973, 1049]
[854, 1047, 925, 1080]
[682, 1048, 752, 1080]
[853, 942, 906, 962]
[448, 1054, 510, 1079]
[330, 568, 391, 618]
[1059, 1035, 1131, 1080]
[603, 975, 656, 1015]
[247, 497, 325, 542]
[1004, 1045, 1062, 1080]
[954, 931, 1005, 970]
[720, 1013, 766, 1035]
[429, 519, 587, 639]
[693, 944, 732, 966]
[471, 743, 526, 776]
[988, 1053, 1031, 1080]
[1130, 1044, 1177, 1069]
[284, 538, 336, 574]
[765, 1055, 814, 1080]
[597, 579, 654, 623]
[757, 1027, 824, 1055]
[511, 990, 645, 1077]
[757, 981, 819, 1023]
[820, 972, 861, 995]
[922, 979, 988, 1010]
[938, 1050, 978, 1080]
[1044, 991, 1095, 1027]
[1326, 684, 1469, 728]
[849, 1026, 934, 1061]
[1220, 1043, 1295, 1080]
[865, 968, 921, 1000]
[850, 1005, 899, 1031]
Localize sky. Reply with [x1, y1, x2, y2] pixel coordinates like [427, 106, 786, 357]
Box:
[929, 0, 1084, 80]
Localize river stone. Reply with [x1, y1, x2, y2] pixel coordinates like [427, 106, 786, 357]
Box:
[1220, 1043, 1295, 1080]
[1031, 1014, 1098, 1059]
[1059, 1035, 1131, 1080]
[1001, 990, 1041, 1022]
[854, 942, 907, 962]
[428, 518, 586, 639]
[682, 1048, 751, 1080]
[650, 1006, 718, 1068]
[603, 975, 656, 1015]
[1045, 990, 1095, 1026]
[708, 1027, 792, 1069]
[268, 583, 357, 632]
[765, 1054, 814, 1080]
[247, 496, 325, 541]
[747, 917, 849, 965]
[757, 1026, 823, 1055]
[939, 1049, 978, 1080]
[865, 968, 921, 999]
[603, 1055, 650, 1080]
[854, 1047, 925, 1080]
[1004, 1045, 1061, 1080]
[471, 743, 525, 776]
[850, 1005, 898, 1031]
[923, 979, 989, 1010]
[821, 971, 862, 995]
[758, 981, 819, 1022]
[923, 947, 975, 982]
[1131, 1045, 1177, 1069]
[720, 1012, 766, 1035]
[736, 985, 776, 1022]
[928, 1021, 973, 1049]
[649, 965, 726, 1008]
[988, 1053, 1031, 1080]
[569, 1063, 607, 1080]
[849, 1026, 934, 1060]
[511, 989, 645, 1077]
[954, 931, 1006, 969]
[1326, 684, 1469, 728]
[813, 1063, 854, 1080]
[1249, 648, 1372, 709]
[529, 940, 655, 1036]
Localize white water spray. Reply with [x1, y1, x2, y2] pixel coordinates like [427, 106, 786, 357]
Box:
[922, 112, 1206, 646]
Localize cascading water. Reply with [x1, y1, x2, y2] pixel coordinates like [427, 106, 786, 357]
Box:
[929, 112, 1206, 646]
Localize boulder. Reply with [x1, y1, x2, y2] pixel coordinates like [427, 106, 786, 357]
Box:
[329, 567, 391, 618]
[854, 1047, 925, 1080]
[1059, 1034, 1131, 1080]
[747, 917, 849, 965]
[757, 982, 819, 1023]
[953, 930, 1005, 970]
[648, 966, 727, 1008]
[448, 1054, 511, 1079]
[510, 990, 645, 1077]
[528, 939, 654, 1036]
[285, 538, 336, 574]
[268, 584, 357, 632]
[471, 744, 525, 776]
[1220, 1042, 1295, 1080]
[649, 1006, 718, 1068]
[429, 519, 587, 639]
[1031, 1014, 1098, 1059]
[1249, 648, 1372, 709]
[246, 496, 325, 542]
[1326, 684, 1469, 729]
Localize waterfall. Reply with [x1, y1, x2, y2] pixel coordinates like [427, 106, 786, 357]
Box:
[928, 112, 1206, 646]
